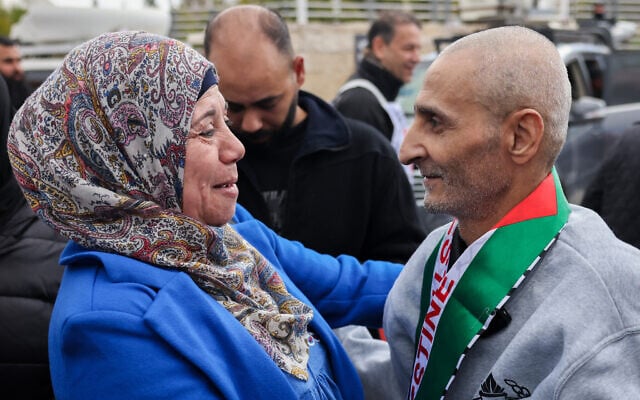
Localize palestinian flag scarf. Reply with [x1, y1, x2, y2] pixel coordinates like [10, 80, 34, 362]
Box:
[409, 170, 570, 400]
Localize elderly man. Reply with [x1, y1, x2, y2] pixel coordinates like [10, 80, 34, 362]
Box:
[345, 26, 640, 399]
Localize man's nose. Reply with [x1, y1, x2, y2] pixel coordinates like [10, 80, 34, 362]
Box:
[240, 109, 263, 133]
[399, 122, 424, 166]
[410, 49, 421, 65]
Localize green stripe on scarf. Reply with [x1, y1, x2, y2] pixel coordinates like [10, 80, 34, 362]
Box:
[413, 171, 569, 400]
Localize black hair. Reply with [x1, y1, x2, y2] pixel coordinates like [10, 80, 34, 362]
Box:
[366, 11, 421, 49]
[0, 36, 19, 47]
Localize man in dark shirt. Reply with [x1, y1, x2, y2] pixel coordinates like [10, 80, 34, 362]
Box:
[333, 11, 422, 151]
[204, 5, 426, 263]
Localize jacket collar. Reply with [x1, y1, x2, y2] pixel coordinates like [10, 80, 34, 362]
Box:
[60, 241, 178, 289]
[355, 57, 404, 101]
[294, 90, 351, 157]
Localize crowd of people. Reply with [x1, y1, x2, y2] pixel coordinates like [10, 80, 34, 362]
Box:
[2, 5, 640, 400]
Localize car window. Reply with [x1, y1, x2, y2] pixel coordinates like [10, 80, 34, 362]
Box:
[603, 51, 640, 106]
[584, 57, 605, 99]
[566, 60, 587, 101]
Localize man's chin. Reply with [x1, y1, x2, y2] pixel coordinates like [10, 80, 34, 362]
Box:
[423, 196, 451, 216]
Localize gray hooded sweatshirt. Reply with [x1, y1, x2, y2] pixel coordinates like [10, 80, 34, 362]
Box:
[340, 205, 640, 399]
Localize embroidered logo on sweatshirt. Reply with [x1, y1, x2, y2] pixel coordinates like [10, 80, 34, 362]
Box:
[472, 373, 531, 399]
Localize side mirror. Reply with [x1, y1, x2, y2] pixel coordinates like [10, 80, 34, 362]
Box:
[570, 96, 606, 123]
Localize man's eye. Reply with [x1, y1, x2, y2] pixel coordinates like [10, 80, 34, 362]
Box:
[429, 116, 441, 129]
[227, 103, 244, 113]
[257, 102, 277, 111]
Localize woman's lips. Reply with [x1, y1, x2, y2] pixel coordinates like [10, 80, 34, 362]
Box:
[213, 181, 239, 197]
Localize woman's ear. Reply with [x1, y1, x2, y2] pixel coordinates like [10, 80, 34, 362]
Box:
[504, 108, 544, 165]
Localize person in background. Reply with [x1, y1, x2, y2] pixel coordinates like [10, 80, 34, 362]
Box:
[0, 72, 66, 398]
[0, 37, 31, 111]
[331, 11, 451, 232]
[204, 5, 426, 263]
[0, 74, 11, 164]
[581, 125, 640, 249]
[343, 26, 640, 399]
[8, 30, 402, 400]
[333, 11, 422, 155]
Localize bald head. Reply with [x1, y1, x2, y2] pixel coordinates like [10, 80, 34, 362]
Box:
[204, 5, 294, 60]
[439, 26, 571, 166]
[202, 5, 306, 145]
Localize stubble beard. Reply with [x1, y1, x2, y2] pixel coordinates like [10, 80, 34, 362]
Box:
[232, 93, 298, 146]
[422, 133, 510, 222]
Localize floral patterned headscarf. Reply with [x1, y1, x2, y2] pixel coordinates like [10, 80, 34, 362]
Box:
[7, 31, 313, 380]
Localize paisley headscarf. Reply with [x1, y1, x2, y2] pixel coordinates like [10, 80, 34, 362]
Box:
[7, 31, 313, 380]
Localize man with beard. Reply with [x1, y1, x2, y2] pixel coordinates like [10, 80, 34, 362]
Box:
[341, 26, 640, 400]
[203, 5, 426, 264]
[0, 37, 31, 112]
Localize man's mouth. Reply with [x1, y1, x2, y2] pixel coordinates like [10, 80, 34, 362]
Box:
[422, 172, 442, 180]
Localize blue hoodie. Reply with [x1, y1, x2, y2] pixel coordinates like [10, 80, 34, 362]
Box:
[49, 204, 402, 399]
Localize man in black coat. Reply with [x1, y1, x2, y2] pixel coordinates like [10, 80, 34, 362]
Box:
[204, 6, 426, 263]
[333, 11, 422, 149]
[0, 74, 67, 399]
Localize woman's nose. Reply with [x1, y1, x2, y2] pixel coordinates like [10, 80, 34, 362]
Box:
[221, 128, 245, 163]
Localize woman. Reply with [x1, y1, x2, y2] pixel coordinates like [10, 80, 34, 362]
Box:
[8, 31, 399, 399]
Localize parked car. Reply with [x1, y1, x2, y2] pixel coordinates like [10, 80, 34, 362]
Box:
[557, 47, 640, 204]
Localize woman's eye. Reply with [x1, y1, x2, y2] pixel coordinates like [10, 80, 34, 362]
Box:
[225, 118, 233, 127]
[199, 130, 215, 138]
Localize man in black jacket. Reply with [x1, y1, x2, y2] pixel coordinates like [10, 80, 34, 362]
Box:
[333, 13, 452, 231]
[204, 5, 426, 263]
[333, 11, 422, 153]
[0, 74, 67, 399]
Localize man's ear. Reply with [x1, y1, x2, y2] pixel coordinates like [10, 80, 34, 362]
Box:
[293, 56, 305, 87]
[370, 36, 386, 59]
[503, 108, 544, 165]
